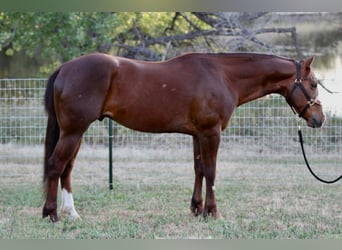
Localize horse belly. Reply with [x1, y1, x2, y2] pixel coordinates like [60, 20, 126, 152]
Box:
[103, 81, 193, 134]
[107, 101, 191, 134]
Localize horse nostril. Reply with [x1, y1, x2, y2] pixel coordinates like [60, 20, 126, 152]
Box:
[310, 117, 323, 128]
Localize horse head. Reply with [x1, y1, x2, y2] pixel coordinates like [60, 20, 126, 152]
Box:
[285, 57, 325, 128]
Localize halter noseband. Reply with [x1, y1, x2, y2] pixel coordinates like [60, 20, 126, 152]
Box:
[286, 61, 321, 118]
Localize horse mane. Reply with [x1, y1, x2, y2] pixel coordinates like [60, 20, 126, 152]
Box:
[207, 52, 295, 61]
[178, 52, 296, 63]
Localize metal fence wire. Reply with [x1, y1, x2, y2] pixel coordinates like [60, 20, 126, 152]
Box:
[1, 78, 341, 172]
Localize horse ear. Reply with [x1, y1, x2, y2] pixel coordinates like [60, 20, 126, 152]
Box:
[304, 56, 315, 72]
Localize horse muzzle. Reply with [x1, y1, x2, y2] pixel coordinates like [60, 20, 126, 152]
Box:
[306, 113, 325, 128]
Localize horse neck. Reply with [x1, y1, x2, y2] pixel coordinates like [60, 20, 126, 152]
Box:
[217, 55, 296, 106]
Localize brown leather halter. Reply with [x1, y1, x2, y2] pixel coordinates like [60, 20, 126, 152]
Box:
[289, 61, 342, 184]
[286, 61, 321, 118]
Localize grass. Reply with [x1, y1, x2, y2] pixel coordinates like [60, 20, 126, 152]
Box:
[0, 180, 341, 239]
[1, 145, 342, 239]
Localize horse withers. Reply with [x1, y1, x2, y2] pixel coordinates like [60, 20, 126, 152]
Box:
[42, 52, 325, 222]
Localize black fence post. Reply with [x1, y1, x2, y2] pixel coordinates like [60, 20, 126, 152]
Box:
[108, 119, 113, 190]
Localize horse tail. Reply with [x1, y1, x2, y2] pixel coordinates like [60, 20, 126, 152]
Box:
[43, 69, 60, 189]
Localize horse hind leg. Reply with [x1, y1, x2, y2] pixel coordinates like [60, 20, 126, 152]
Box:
[60, 139, 82, 221]
[43, 133, 83, 222]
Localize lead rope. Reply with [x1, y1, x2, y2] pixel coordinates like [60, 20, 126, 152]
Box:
[298, 125, 342, 184]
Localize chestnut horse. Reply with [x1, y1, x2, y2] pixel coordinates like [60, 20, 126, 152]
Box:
[42, 52, 325, 222]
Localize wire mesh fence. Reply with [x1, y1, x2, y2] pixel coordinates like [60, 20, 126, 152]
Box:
[1, 78, 341, 181]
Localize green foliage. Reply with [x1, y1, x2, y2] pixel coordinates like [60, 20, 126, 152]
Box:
[1, 13, 117, 63]
[0, 12, 210, 74]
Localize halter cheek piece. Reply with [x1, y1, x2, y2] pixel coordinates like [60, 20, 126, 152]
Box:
[286, 61, 321, 118]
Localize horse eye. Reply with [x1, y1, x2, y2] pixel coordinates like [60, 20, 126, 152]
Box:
[311, 81, 318, 88]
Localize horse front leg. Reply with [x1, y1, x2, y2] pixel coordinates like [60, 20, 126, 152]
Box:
[197, 129, 221, 218]
[191, 136, 204, 216]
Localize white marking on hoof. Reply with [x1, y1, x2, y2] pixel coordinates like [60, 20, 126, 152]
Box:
[212, 185, 215, 191]
[60, 188, 81, 221]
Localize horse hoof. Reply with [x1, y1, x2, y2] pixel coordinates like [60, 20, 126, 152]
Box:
[67, 213, 81, 221]
[61, 208, 81, 221]
[42, 211, 59, 223]
[43, 207, 59, 222]
[202, 208, 220, 219]
[42, 213, 59, 223]
[190, 199, 203, 216]
[190, 204, 202, 216]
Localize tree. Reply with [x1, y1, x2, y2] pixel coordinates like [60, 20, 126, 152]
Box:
[0, 12, 304, 76]
[0, 13, 118, 61]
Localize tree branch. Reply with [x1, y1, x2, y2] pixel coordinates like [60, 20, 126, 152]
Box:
[114, 12, 303, 60]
